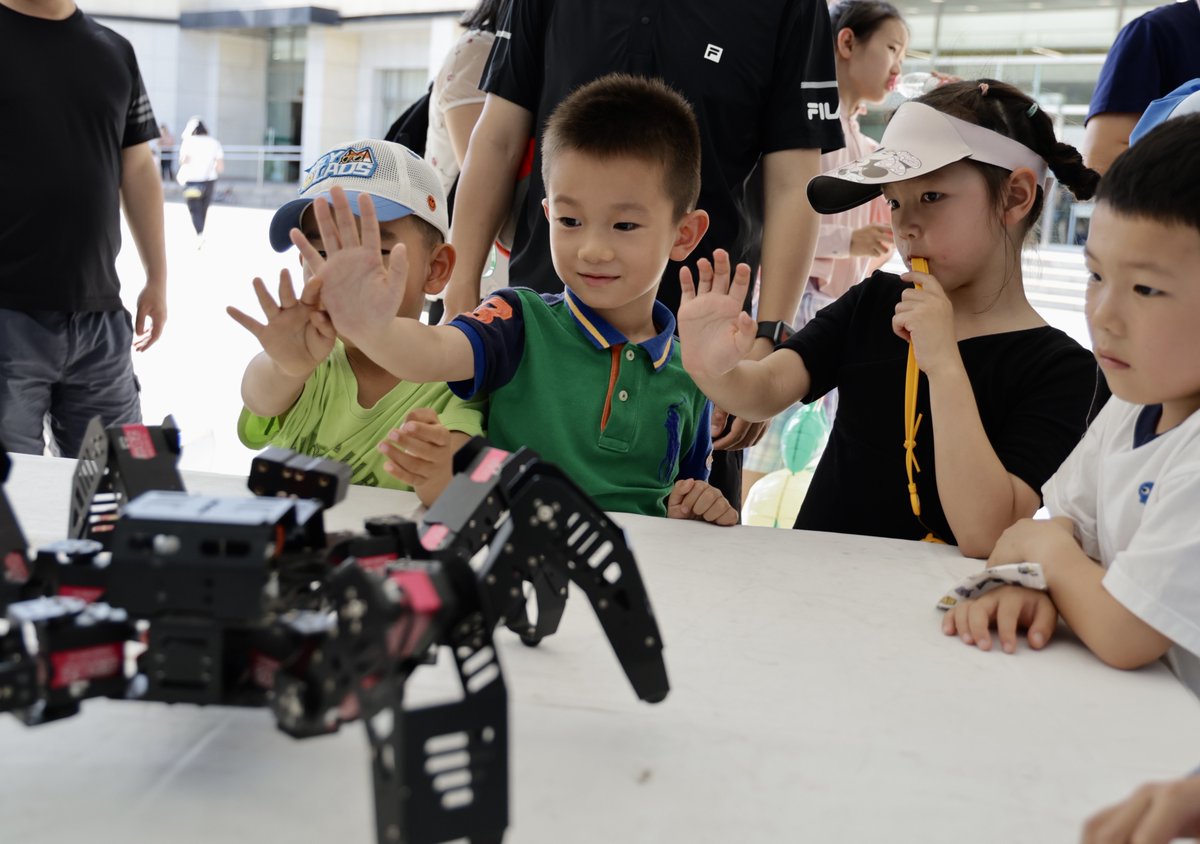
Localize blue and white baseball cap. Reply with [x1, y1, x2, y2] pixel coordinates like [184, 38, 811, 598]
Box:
[1129, 79, 1200, 147]
[269, 139, 449, 252]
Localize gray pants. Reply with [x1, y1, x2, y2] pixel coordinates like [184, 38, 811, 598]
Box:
[0, 309, 142, 457]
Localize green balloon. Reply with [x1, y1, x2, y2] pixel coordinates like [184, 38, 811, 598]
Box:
[780, 403, 829, 473]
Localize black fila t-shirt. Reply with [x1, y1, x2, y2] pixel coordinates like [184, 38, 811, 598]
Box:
[0, 5, 158, 312]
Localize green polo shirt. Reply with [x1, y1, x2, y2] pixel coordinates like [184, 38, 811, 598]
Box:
[448, 287, 711, 516]
[239, 341, 486, 490]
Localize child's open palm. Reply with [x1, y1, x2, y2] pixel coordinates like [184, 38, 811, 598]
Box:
[293, 186, 408, 346]
[227, 269, 334, 378]
[677, 249, 757, 380]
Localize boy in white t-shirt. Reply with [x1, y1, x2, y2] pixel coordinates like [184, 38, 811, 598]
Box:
[942, 114, 1200, 696]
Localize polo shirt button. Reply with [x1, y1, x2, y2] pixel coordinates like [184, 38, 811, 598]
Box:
[618, 390, 629, 402]
[625, 349, 635, 361]
[640, 15, 650, 24]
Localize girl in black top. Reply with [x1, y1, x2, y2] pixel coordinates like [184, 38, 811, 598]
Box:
[678, 80, 1105, 556]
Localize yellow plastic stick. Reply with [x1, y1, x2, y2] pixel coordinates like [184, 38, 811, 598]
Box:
[904, 258, 928, 518]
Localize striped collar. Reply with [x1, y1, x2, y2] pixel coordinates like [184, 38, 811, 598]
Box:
[561, 288, 676, 372]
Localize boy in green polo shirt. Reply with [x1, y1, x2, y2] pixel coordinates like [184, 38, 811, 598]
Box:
[227, 139, 485, 504]
[292, 75, 736, 524]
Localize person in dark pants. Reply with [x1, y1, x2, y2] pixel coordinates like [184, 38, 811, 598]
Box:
[440, 0, 845, 509]
[157, 123, 175, 181]
[0, 0, 167, 457]
[177, 116, 224, 243]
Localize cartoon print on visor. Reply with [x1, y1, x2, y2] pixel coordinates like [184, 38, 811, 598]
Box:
[835, 148, 922, 182]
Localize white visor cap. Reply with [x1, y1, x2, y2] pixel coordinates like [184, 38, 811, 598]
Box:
[807, 101, 1051, 214]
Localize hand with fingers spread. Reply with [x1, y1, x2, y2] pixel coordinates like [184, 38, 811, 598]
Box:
[666, 478, 740, 526]
[941, 584, 1058, 654]
[378, 407, 466, 506]
[1082, 775, 1200, 844]
[677, 249, 757, 381]
[227, 269, 335, 379]
[891, 266, 960, 379]
[291, 185, 408, 346]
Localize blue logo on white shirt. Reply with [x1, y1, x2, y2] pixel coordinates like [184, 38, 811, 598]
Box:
[1138, 481, 1154, 504]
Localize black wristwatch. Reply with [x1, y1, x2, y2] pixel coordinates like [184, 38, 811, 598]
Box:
[755, 320, 795, 344]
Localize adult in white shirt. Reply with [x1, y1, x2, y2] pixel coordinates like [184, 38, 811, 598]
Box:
[176, 116, 224, 240]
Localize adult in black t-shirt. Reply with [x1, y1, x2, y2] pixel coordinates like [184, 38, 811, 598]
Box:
[439, 0, 845, 506]
[782, 271, 1107, 545]
[0, 0, 167, 456]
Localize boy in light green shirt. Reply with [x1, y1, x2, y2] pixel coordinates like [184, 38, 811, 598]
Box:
[228, 139, 484, 504]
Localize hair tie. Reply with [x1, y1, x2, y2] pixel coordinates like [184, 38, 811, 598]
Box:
[1026, 102, 1039, 118]
[978, 82, 990, 97]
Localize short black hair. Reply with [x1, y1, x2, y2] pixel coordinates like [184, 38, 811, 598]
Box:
[1096, 113, 1200, 236]
[541, 73, 701, 218]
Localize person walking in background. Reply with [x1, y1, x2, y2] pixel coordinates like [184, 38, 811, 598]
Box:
[742, 0, 905, 503]
[156, 123, 175, 182]
[1081, 0, 1200, 175]
[0, 0, 167, 458]
[176, 116, 224, 245]
[424, 0, 513, 321]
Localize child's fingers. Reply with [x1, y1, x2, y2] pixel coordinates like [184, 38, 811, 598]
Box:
[995, 593, 1022, 654]
[967, 599, 995, 651]
[291, 225, 326, 272]
[729, 260, 753, 301]
[385, 242, 409, 291]
[299, 277, 323, 307]
[666, 478, 694, 514]
[711, 249, 731, 295]
[1027, 596, 1056, 650]
[328, 186, 362, 249]
[678, 266, 696, 302]
[942, 604, 961, 636]
[310, 195, 343, 253]
[309, 310, 336, 339]
[1082, 788, 1154, 844]
[277, 268, 298, 309]
[251, 276, 280, 318]
[225, 306, 264, 338]
[356, 192, 381, 255]
[695, 258, 714, 294]
[403, 407, 440, 426]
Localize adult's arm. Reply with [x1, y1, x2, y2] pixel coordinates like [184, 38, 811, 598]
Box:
[442, 95, 533, 319]
[1081, 113, 1140, 176]
[445, 102, 486, 166]
[752, 148, 822, 359]
[120, 141, 168, 350]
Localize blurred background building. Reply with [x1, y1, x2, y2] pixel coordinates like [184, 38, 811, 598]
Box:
[86, 0, 1164, 243]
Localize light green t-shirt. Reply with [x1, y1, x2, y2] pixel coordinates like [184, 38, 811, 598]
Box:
[238, 341, 486, 490]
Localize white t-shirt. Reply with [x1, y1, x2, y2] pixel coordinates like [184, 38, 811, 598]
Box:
[1044, 397, 1200, 695]
[176, 134, 224, 184]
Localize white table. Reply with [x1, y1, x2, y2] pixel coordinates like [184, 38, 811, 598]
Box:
[3, 454, 1198, 843]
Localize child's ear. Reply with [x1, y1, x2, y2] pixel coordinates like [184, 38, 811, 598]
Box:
[669, 209, 710, 262]
[542, 197, 550, 220]
[1002, 168, 1040, 227]
[835, 27, 856, 60]
[422, 242, 457, 295]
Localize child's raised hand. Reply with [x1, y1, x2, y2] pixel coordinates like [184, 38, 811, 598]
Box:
[379, 408, 458, 506]
[227, 268, 335, 378]
[892, 266, 958, 378]
[941, 584, 1057, 654]
[1082, 775, 1200, 844]
[677, 249, 757, 380]
[292, 186, 408, 344]
[666, 478, 739, 526]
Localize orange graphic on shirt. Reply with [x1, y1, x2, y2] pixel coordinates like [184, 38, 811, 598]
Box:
[469, 296, 514, 324]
